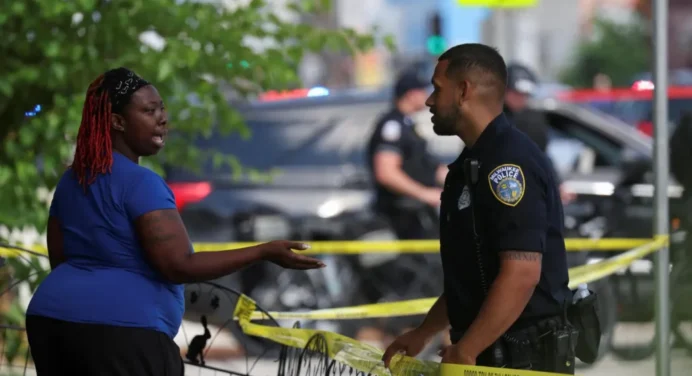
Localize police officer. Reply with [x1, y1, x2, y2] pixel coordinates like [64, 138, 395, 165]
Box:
[362, 70, 448, 345]
[366, 70, 448, 238]
[504, 63, 548, 152]
[382, 44, 575, 374]
[504, 63, 576, 204]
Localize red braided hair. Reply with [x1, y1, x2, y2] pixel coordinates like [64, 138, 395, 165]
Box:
[70, 75, 114, 188]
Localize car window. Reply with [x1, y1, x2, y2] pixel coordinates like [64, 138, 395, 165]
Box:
[544, 112, 624, 176]
[164, 102, 389, 182]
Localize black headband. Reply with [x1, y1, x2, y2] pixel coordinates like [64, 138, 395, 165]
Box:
[102, 67, 150, 113]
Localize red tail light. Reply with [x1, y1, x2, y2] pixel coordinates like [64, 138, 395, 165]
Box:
[167, 182, 212, 211]
[636, 121, 653, 137]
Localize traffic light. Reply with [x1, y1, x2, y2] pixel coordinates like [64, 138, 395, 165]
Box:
[426, 12, 445, 56]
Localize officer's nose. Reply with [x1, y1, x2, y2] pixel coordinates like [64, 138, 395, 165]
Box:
[425, 92, 434, 108]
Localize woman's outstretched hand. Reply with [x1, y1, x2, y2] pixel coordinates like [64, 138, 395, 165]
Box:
[262, 241, 325, 270]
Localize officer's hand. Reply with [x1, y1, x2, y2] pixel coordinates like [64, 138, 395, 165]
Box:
[559, 184, 576, 205]
[382, 328, 431, 368]
[439, 343, 476, 365]
[420, 187, 443, 208]
[261, 241, 326, 270]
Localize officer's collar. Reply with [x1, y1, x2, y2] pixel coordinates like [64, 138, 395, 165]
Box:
[503, 105, 514, 119]
[448, 113, 510, 168]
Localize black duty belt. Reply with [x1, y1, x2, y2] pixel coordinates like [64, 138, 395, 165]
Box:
[449, 314, 565, 345]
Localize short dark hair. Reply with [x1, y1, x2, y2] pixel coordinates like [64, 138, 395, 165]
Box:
[438, 43, 508, 100]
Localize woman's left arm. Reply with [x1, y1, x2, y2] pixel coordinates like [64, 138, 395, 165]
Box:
[46, 216, 65, 270]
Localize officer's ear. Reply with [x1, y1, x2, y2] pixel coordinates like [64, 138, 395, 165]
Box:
[456, 79, 471, 106]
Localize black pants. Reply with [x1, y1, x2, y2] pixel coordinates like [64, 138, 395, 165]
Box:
[27, 315, 184, 376]
[359, 207, 442, 333]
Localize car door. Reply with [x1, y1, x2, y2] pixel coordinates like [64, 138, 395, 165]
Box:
[539, 101, 661, 239]
[539, 102, 653, 196]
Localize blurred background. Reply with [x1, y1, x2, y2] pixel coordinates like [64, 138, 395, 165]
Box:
[3, 0, 692, 375]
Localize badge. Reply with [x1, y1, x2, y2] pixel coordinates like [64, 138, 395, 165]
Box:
[488, 164, 525, 207]
[381, 120, 401, 141]
[458, 186, 470, 210]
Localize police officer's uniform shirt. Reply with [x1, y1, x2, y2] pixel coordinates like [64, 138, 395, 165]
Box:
[440, 113, 571, 333]
[503, 105, 549, 153]
[367, 109, 439, 207]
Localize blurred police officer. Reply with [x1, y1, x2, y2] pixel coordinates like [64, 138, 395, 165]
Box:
[382, 44, 576, 374]
[367, 71, 448, 239]
[504, 63, 549, 152]
[362, 70, 448, 345]
[504, 63, 575, 204]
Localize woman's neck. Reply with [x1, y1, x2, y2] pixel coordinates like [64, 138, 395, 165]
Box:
[112, 142, 139, 164]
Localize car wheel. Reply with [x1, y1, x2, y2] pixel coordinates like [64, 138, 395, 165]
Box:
[183, 279, 283, 360]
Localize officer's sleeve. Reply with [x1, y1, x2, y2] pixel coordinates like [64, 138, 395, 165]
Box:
[372, 119, 406, 155]
[484, 160, 548, 253]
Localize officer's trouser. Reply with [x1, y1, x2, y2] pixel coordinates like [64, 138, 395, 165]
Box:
[450, 316, 577, 375]
[367, 206, 442, 333]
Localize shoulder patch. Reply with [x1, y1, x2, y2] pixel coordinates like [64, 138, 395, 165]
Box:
[488, 164, 525, 207]
[381, 120, 402, 142]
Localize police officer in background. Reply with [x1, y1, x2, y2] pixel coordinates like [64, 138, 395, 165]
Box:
[382, 44, 576, 374]
[361, 70, 449, 346]
[504, 63, 576, 204]
[504, 63, 548, 152]
[367, 70, 448, 239]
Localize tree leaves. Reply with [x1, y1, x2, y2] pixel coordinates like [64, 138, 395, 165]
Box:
[560, 17, 650, 88]
[0, 0, 381, 231]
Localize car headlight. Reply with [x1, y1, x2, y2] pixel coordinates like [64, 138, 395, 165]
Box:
[251, 215, 292, 241]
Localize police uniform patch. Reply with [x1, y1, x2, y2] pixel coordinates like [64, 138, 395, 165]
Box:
[381, 120, 402, 141]
[458, 186, 470, 210]
[488, 164, 525, 207]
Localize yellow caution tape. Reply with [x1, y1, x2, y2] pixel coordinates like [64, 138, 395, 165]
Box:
[235, 294, 571, 376]
[246, 236, 668, 321]
[248, 297, 437, 321]
[196, 238, 652, 253]
[457, 0, 538, 8]
[568, 235, 668, 286]
[0, 237, 656, 258]
[4, 237, 664, 322]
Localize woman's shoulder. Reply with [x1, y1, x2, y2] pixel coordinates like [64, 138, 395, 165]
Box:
[108, 156, 165, 188]
[115, 165, 177, 215]
[118, 167, 173, 203]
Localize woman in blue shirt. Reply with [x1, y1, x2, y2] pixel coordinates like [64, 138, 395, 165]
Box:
[25, 67, 324, 376]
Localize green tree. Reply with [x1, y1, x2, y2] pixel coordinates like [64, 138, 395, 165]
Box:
[0, 0, 389, 365]
[0, 0, 385, 232]
[560, 17, 650, 88]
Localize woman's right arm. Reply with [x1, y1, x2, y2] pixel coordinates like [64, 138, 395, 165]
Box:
[134, 208, 324, 284]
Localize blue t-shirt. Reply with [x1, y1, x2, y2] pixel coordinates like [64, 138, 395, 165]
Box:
[27, 152, 185, 338]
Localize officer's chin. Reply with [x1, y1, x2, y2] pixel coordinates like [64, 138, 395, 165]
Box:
[432, 124, 453, 136]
